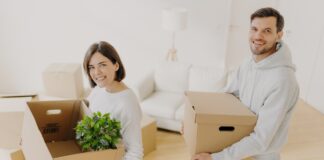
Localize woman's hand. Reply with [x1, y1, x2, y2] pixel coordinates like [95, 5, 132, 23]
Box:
[192, 153, 212, 160]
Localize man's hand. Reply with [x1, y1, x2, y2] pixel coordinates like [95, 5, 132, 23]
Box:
[192, 153, 212, 160]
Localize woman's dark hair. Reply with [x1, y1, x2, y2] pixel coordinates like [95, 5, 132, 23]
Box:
[83, 41, 126, 88]
[251, 7, 284, 32]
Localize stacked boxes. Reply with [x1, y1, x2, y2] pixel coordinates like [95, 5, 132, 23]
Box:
[42, 63, 84, 99]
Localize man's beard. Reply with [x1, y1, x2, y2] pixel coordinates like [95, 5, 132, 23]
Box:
[250, 42, 277, 55]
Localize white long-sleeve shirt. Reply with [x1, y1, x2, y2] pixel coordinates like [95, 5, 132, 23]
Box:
[212, 42, 299, 160]
[87, 86, 143, 160]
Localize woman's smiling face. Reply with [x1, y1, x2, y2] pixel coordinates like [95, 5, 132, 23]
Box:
[88, 52, 119, 88]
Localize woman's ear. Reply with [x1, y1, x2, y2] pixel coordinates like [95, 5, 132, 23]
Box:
[114, 63, 119, 71]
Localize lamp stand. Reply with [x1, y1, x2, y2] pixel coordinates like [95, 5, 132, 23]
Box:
[166, 32, 178, 61]
[166, 48, 177, 61]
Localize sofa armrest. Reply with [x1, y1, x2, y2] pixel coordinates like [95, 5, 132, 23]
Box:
[221, 68, 239, 93]
[130, 71, 155, 101]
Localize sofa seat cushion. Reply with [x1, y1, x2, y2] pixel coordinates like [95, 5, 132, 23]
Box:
[141, 91, 185, 119]
[175, 102, 185, 121]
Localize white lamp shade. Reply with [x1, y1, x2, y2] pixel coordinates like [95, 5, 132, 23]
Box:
[162, 8, 187, 31]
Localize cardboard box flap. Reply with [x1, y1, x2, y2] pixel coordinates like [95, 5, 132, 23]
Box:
[0, 112, 24, 149]
[0, 92, 37, 98]
[22, 106, 53, 160]
[186, 91, 256, 125]
[26, 100, 83, 142]
[51, 144, 124, 160]
[10, 149, 25, 160]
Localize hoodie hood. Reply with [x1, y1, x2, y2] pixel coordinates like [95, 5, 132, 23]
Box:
[252, 41, 296, 71]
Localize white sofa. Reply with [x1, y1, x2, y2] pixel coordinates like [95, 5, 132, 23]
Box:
[131, 61, 227, 132]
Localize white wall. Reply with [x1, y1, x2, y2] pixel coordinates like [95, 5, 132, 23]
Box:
[306, 27, 324, 113]
[1, 0, 324, 113]
[0, 0, 229, 92]
[279, 0, 324, 113]
[279, 0, 324, 100]
[224, 0, 279, 71]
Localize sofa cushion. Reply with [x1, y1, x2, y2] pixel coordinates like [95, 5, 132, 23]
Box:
[154, 61, 191, 93]
[141, 91, 185, 119]
[153, 116, 182, 132]
[175, 102, 185, 121]
[189, 65, 226, 92]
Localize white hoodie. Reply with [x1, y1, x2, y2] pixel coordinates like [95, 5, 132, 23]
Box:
[212, 42, 299, 160]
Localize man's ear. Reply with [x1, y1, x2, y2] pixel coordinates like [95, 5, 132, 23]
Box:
[277, 31, 283, 41]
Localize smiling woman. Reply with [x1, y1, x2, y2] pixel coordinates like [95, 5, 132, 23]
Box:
[83, 41, 144, 160]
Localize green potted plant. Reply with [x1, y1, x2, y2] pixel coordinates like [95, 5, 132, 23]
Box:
[75, 112, 122, 151]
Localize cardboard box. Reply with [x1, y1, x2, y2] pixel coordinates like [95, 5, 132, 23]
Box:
[0, 112, 24, 150]
[0, 111, 24, 160]
[0, 92, 37, 98]
[141, 114, 157, 156]
[0, 97, 29, 150]
[0, 98, 29, 160]
[183, 91, 257, 155]
[11, 150, 25, 160]
[18, 100, 124, 160]
[42, 63, 84, 99]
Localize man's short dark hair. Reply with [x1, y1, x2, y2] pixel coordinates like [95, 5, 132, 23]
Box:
[251, 7, 284, 32]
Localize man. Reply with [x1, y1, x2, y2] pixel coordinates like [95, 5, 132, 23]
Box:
[193, 7, 299, 160]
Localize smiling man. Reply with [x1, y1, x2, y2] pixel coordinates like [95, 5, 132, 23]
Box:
[193, 7, 299, 160]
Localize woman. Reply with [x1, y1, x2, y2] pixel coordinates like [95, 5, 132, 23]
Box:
[83, 41, 143, 160]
